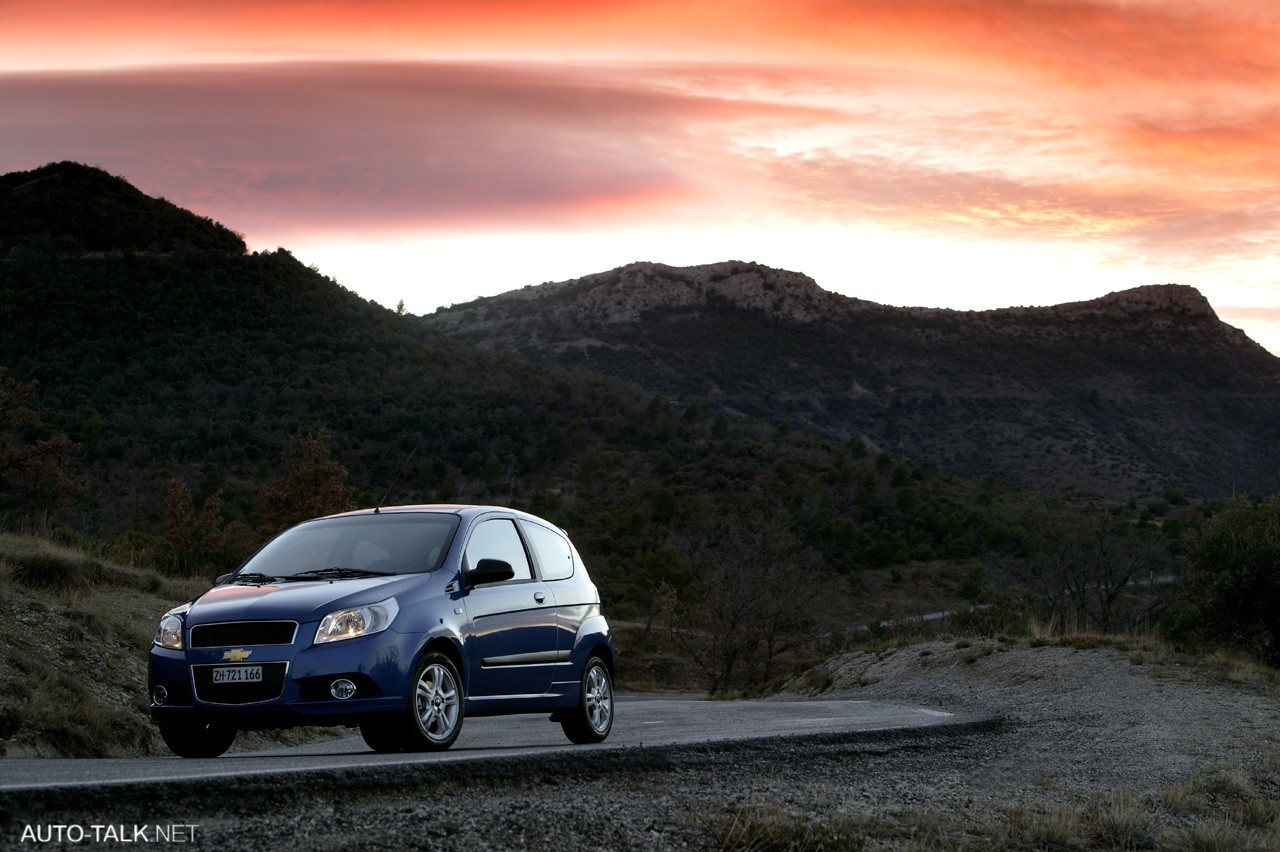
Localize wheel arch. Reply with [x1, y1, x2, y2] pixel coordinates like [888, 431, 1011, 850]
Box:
[570, 613, 613, 671]
[416, 635, 467, 694]
[586, 640, 614, 678]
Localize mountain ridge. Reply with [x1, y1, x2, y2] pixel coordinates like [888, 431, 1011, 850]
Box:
[433, 259, 1238, 336]
[425, 261, 1280, 498]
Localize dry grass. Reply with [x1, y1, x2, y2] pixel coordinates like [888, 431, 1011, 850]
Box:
[1083, 790, 1158, 849]
[1171, 818, 1272, 852]
[15, 665, 154, 758]
[844, 605, 1195, 669]
[695, 750, 1280, 852]
[0, 533, 204, 599]
[712, 799, 880, 851]
[997, 612, 1280, 694]
[608, 619, 703, 692]
[0, 533, 243, 756]
[1161, 780, 1206, 816]
[1002, 801, 1083, 849]
[1199, 651, 1280, 690]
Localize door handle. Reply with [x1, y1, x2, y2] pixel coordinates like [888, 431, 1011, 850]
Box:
[534, 592, 546, 604]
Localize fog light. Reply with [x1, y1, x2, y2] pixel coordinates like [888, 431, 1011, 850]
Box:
[330, 679, 357, 700]
[152, 685, 168, 706]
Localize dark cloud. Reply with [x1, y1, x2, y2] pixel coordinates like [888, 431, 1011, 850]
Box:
[0, 62, 834, 235]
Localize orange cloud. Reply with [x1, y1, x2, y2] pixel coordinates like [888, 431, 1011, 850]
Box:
[790, 0, 1280, 89]
[6, 0, 1278, 96]
[764, 148, 1166, 238]
[1119, 109, 1280, 188]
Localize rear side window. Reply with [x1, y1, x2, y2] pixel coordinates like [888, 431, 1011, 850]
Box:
[465, 519, 533, 581]
[521, 522, 574, 581]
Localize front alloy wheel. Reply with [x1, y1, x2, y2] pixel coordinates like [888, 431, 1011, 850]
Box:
[407, 652, 464, 751]
[561, 656, 613, 744]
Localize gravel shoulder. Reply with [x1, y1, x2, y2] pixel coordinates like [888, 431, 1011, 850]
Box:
[813, 638, 1280, 800]
[4, 639, 1279, 850]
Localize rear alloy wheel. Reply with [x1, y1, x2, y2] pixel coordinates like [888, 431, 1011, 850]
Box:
[406, 652, 464, 751]
[157, 720, 237, 758]
[561, 656, 613, 744]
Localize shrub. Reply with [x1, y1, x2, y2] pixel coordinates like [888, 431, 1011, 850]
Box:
[1180, 496, 1280, 665]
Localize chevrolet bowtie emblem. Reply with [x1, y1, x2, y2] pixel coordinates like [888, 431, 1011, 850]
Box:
[222, 648, 253, 662]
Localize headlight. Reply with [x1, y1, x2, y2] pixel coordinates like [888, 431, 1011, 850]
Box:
[314, 597, 399, 644]
[154, 613, 183, 650]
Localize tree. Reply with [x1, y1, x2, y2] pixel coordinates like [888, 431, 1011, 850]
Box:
[164, 479, 220, 571]
[633, 541, 690, 633]
[659, 509, 825, 694]
[1021, 498, 1158, 632]
[258, 431, 354, 532]
[1182, 496, 1280, 664]
[0, 367, 78, 526]
[163, 478, 257, 574]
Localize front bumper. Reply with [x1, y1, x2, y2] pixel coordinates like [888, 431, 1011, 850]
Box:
[148, 627, 420, 729]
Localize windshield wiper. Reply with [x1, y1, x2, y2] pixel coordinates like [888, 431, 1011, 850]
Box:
[288, 567, 396, 581]
[233, 572, 284, 585]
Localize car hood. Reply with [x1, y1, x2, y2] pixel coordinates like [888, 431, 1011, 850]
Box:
[185, 575, 419, 625]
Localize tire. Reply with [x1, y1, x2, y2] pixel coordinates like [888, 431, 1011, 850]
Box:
[359, 718, 407, 753]
[157, 720, 237, 758]
[561, 656, 613, 744]
[405, 652, 465, 751]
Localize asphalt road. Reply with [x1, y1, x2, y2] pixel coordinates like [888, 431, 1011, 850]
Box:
[0, 694, 969, 792]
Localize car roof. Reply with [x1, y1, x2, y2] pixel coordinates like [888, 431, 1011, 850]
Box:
[316, 504, 552, 525]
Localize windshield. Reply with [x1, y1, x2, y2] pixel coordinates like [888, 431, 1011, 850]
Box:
[236, 513, 460, 581]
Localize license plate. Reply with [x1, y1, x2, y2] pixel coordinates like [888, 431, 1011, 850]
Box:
[212, 666, 263, 684]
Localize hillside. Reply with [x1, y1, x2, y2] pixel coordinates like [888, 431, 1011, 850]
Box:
[425, 261, 1280, 498]
[0, 164, 1038, 652]
[0, 161, 246, 256]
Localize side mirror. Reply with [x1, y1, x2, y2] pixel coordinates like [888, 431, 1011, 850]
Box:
[470, 558, 515, 586]
[214, 572, 233, 586]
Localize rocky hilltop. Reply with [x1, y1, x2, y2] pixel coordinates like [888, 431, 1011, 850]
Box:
[431, 261, 852, 328]
[425, 261, 1280, 498]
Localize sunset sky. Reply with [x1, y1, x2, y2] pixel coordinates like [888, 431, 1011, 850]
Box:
[4, 1, 1280, 350]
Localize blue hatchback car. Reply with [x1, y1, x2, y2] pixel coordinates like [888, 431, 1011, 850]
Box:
[148, 505, 614, 757]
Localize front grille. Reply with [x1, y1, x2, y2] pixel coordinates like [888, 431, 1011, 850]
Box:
[192, 662, 289, 705]
[190, 621, 297, 648]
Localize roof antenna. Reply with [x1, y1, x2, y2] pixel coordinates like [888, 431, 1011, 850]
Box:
[375, 440, 421, 513]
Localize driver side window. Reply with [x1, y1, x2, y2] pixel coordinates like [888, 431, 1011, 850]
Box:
[465, 519, 532, 581]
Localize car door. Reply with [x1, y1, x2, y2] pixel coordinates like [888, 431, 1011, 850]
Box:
[461, 517, 557, 697]
[517, 519, 582, 674]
